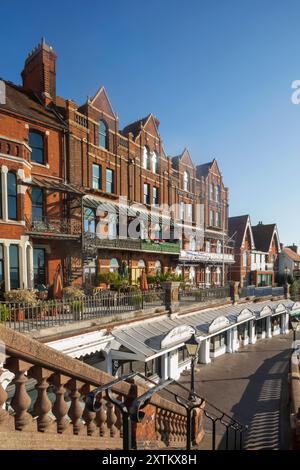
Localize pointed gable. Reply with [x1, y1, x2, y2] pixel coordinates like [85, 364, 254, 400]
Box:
[252, 223, 280, 253]
[228, 215, 255, 249]
[143, 114, 160, 138]
[90, 86, 116, 118]
[180, 148, 194, 168]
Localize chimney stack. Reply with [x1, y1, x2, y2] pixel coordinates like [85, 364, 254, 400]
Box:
[21, 38, 57, 105]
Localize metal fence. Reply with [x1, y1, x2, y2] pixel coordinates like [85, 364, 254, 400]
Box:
[0, 290, 166, 333]
[240, 285, 284, 298]
[179, 286, 230, 305]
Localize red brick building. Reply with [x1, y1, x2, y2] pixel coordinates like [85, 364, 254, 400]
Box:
[228, 216, 280, 287]
[0, 40, 234, 294]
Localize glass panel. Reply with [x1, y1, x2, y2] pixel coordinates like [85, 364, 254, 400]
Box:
[106, 169, 114, 193]
[92, 164, 101, 189]
[7, 172, 17, 220]
[84, 208, 96, 233]
[32, 187, 44, 220]
[99, 120, 108, 149]
[29, 131, 44, 164]
[33, 248, 46, 287]
[9, 244, 19, 289]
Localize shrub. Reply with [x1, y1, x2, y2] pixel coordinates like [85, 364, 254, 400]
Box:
[70, 300, 83, 313]
[63, 286, 84, 299]
[4, 289, 37, 305]
[0, 304, 10, 322]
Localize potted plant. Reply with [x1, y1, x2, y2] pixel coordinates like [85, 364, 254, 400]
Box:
[4, 289, 38, 321]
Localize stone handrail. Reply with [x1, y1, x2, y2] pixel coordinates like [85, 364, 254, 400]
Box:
[0, 324, 195, 450]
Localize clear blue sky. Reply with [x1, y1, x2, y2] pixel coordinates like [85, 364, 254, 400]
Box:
[1, 0, 300, 247]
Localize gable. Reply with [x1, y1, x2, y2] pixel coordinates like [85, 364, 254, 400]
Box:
[209, 159, 221, 177]
[180, 148, 195, 168]
[91, 86, 116, 117]
[143, 114, 160, 138]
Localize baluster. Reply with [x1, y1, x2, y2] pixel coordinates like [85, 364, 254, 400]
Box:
[28, 366, 53, 432]
[0, 372, 9, 428]
[172, 413, 179, 444]
[49, 373, 69, 433]
[95, 392, 107, 437]
[156, 407, 164, 442]
[162, 409, 169, 444]
[179, 415, 185, 442]
[6, 358, 32, 431]
[67, 379, 84, 435]
[115, 393, 123, 438]
[106, 395, 117, 437]
[81, 384, 96, 436]
[168, 412, 175, 445]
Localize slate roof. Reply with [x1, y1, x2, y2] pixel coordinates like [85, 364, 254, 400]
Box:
[252, 223, 277, 253]
[121, 114, 151, 137]
[196, 162, 213, 178]
[228, 215, 250, 248]
[0, 81, 64, 128]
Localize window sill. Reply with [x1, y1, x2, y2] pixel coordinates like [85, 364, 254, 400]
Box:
[31, 162, 50, 169]
[0, 219, 25, 226]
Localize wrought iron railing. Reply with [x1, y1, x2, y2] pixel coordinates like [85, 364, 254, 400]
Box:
[240, 286, 284, 298]
[26, 216, 81, 236]
[0, 290, 166, 332]
[179, 286, 230, 304]
[84, 232, 180, 253]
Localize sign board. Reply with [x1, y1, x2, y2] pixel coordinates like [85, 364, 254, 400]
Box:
[237, 308, 253, 322]
[208, 316, 230, 333]
[161, 325, 195, 348]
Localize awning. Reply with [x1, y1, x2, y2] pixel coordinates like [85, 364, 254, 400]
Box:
[24, 176, 84, 196]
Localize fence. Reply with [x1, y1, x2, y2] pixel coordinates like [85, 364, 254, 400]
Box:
[179, 286, 230, 305]
[240, 285, 284, 298]
[0, 289, 166, 333]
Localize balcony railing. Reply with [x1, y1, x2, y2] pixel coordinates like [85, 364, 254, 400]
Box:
[26, 216, 81, 237]
[141, 240, 181, 254]
[84, 233, 180, 254]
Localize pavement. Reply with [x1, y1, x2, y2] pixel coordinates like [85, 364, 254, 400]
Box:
[177, 333, 293, 450]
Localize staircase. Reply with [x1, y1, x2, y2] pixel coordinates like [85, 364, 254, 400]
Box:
[64, 245, 97, 285]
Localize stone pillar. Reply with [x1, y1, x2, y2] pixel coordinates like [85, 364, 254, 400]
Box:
[249, 320, 256, 344]
[266, 316, 272, 338]
[226, 329, 233, 353]
[199, 338, 211, 364]
[232, 327, 239, 352]
[230, 281, 239, 304]
[162, 281, 180, 316]
[161, 353, 169, 380]
[168, 350, 178, 379]
[284, 283, 290, 299]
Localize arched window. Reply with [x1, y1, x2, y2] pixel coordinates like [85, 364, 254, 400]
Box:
[205, 267, 211, 285]
[189, 236, 196, 251]
[99, 120, 108, 149]
[216, 240, 222, 254]
[138, 259, 146, 269]
[7, 172, 17, 220]
[153, 223, 161, 240]
[189, 266, 196, 283]
[155, 260, 162, 274]
[109, 258, 119, 273]
[29, 130, 45, 164]
[143, 146, 151, 170]
[183, 171, 190, 191]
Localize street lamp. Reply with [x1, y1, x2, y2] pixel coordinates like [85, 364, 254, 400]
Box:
[185, 333, 200, 402]
[290, 319, 299, 343]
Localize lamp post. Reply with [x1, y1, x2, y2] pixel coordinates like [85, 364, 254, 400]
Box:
[290, 319, 299, 343]
[185, 333, 200, 402]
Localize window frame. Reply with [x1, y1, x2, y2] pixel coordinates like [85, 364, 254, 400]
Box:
[92, 164, 102, 190]
[152, 186, 159, 207]
[9, 244, 20, 289]
[99, 120, 108, 149]
[33, 247, 46, 288]
[106, 168, 115, 194]
[29, 130, 45, 165]
[31, 187, 44, 221]
[143, 183, 150, 205]
[7, 171, 17, 220]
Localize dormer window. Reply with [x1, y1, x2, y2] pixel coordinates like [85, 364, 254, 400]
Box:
[99, 120, 108, 149]
[183, 171, 190, 191]
[29, 130, 45, 164]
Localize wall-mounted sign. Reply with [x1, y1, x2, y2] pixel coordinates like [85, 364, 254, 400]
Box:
[237, 308, 253, 322]
[161, 325, 195, 348]
[208, 316, 230, 333]
[177, 189, 198, 200]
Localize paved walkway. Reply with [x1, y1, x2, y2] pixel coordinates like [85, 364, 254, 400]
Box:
[179, 333, 293, 450]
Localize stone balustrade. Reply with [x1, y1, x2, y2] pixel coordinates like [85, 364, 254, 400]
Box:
[0, 324, 199, 450]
